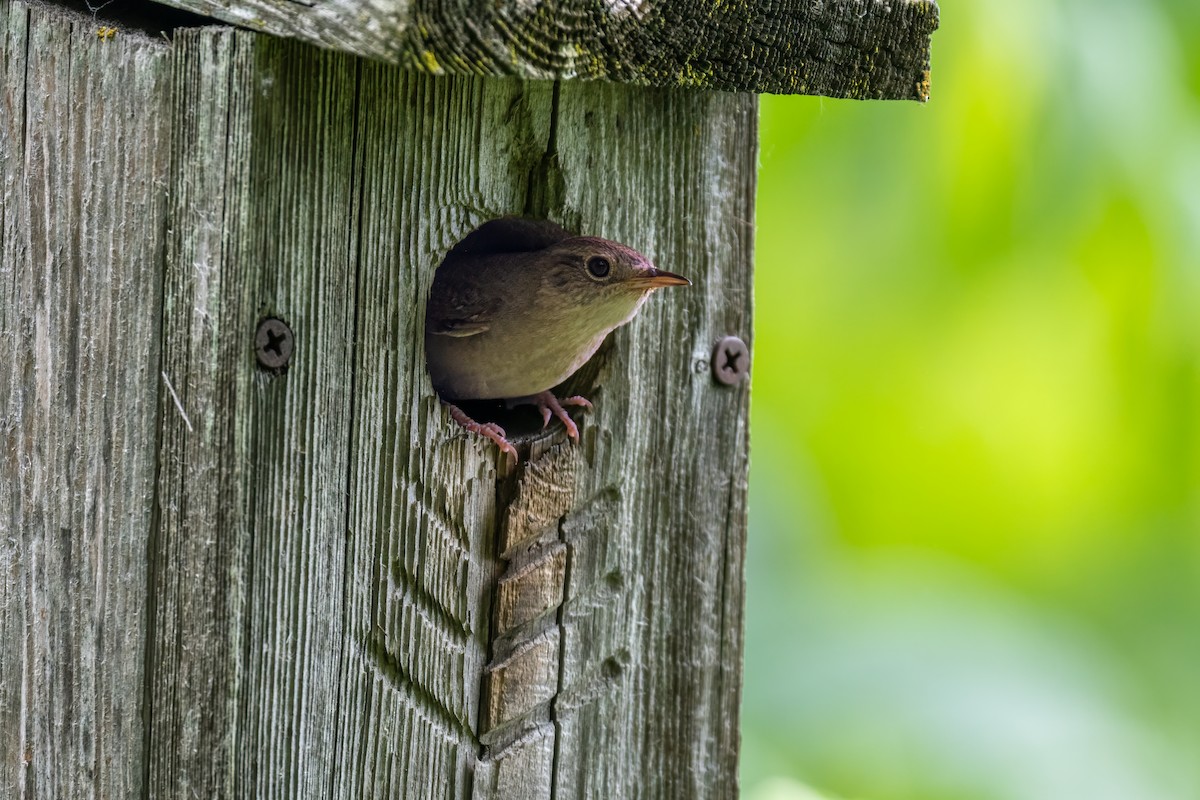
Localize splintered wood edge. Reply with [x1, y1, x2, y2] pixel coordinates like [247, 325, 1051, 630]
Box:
[146, 0, 938, 100]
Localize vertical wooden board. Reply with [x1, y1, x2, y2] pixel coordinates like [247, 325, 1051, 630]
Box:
[547, 85, 756, 796]
[466, 83, 754, 798]
[148, 30, 359, 799]
[148, 29, 255, 797]
[0, 3, 172, 798]
[237, 37, 359, 800]
[330, 69, 554, 799]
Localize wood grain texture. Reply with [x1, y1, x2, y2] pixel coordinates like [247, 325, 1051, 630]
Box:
[327, 67, 553, 798]
[148, 30, 555, 798]
[147, 28, 362, 798]
[0, 3, 172, 797]
[473, 81, 755, 798]
[144, 0, 938, 100]
[3, 6, 752, 795]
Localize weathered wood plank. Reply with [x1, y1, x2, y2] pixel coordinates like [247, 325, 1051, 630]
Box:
[147, 29, 556, 798]
[147, 29, 361, 798]
[232, 39, 359, 800]
[328, 69, 552, 798]
[0, 2, 173, 797]
[146, 0, 938, 100]
[147, 27, 255, 796]
[471, 81, 755, 798]
[554, 81, 753, 796]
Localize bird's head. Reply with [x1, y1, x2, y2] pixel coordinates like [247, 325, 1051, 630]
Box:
[535, 237, 689, 332]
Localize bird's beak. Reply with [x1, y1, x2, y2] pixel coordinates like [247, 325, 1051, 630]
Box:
[625, 268, 691, 289]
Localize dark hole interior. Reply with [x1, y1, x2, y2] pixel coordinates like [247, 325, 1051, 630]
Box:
[50, 0, 215, 38]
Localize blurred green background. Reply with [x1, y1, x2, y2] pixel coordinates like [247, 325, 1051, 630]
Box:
[741, 2, 1200, 799]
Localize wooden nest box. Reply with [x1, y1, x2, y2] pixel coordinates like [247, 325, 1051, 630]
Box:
[0, 0, 936, 797]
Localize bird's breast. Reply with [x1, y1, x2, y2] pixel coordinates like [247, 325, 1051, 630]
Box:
[427, 314, 610, 401]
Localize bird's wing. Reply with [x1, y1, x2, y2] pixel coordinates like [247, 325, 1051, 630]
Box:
[428, 218, 572, 338]
[428, 316, 491, 338]
[426, 270, 501, 338]
[428, 218, 571, 337]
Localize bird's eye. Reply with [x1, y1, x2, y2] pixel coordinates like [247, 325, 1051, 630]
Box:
[586, 256, 611, 278]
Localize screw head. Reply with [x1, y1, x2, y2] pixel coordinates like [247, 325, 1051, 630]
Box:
[711, 336, 750, 386]
[255, 317, 293, 370]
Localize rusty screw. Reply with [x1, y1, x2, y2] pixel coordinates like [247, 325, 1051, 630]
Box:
[711, 336, 750, 386]
[255, 317, 293, 370]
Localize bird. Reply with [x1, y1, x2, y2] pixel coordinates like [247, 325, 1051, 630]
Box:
[425, 217, 689, 460]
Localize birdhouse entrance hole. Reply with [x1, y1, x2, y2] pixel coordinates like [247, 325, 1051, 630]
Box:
[424, 219, 608, 451]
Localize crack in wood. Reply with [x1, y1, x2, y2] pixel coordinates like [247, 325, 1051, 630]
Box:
[480, 442, 629, 771]
[523, 79, 565, 221]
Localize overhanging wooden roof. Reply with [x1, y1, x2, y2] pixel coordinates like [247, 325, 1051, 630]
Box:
[149, 0, 939, 100]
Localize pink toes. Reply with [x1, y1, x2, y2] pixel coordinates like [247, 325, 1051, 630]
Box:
[446, 403, 517, 462]
[531, 391, 592, 441]
[558, 395, 594, 410]
[446, 391, 595, 460]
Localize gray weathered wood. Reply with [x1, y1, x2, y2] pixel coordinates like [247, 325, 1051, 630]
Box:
[3, 2, 752, 795]
[147, 27, 556, 797]
[144, 29, 752, 795]
[0, 3, 172, 797]
[472, 82, 754, 798]
[145, 0, 938, 100]
[147, 29, 364, 798]
[326, 62, 555, 798]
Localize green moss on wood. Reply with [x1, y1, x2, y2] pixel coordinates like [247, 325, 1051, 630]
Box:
[151, 0, 941, 99]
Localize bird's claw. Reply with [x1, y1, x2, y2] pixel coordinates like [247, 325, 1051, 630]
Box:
[446, 403, 517, 463]
[446, 391, 593, 462]
[529, 391, 592, 442]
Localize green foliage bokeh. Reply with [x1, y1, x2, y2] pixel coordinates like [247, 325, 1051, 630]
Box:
[743, 2, 1200, 799]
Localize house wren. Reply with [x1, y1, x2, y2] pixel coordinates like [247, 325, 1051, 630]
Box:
[425, 217, 689, 459]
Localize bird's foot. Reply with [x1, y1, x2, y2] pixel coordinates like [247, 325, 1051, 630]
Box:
[508, 391, 593, 441]
[445, 403, 517, 463]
